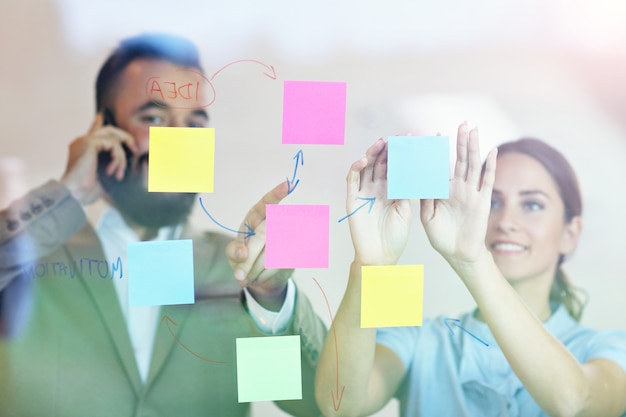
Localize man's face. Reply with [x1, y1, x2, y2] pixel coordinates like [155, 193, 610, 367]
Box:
[97, 58, 211, 229]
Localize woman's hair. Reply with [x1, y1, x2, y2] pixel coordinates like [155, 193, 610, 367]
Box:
[495, 138, 587, 321]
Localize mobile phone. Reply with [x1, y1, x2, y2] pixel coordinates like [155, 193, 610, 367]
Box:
[97, 108, 132, 190]
[102, 108, 117, 126]
[102, 109, 131, 157]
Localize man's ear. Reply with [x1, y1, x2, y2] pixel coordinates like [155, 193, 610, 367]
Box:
[560, 215, 583, 256]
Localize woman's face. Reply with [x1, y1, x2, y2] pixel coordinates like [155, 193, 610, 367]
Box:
[485, 152, 581, 283]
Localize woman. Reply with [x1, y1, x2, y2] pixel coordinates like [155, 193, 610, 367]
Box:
[315, 123, 626, 417]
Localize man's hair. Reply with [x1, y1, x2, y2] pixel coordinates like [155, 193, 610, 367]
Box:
[95, 33, 204, 112]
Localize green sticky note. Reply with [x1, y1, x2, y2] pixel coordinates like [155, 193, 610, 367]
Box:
[361, 265, 424, 328]
[148, 126, 215, 193]
[236, 335, 302, 402]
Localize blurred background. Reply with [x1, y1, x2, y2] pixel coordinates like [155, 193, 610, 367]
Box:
[1, 0, 626, 415]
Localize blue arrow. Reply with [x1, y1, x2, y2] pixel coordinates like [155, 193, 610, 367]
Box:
[287, 150, 304, 194]
[443, 317, 489, 347]
[287, 178, 300, 194]
[337, 197, 376, 223]
[198, 197, 255, 238]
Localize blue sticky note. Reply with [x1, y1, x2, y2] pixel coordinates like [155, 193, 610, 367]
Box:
[236, 335, 302, 402]
[128, 240, 195, 306]
[387, 136, 450, 199]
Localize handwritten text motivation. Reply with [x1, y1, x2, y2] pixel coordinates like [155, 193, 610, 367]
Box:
[22, 257, 123, 281]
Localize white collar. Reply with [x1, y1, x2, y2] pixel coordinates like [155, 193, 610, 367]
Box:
[96, 207, 183, 243]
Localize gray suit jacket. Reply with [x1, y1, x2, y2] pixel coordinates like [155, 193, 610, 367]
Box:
[0, 180, 325, 417]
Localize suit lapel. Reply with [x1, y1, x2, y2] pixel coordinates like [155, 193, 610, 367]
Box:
[145, 224, 219, 387]
[146, 225, 241, 387]
[67, 221, 238, 390]
[63, 224, 143, 395]
[145, 303, 193, 387]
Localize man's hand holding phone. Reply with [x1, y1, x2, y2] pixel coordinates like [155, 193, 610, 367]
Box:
[60, 111, 138, 205]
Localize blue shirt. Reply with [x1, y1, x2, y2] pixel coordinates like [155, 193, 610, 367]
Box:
[377, 304, 626, 417]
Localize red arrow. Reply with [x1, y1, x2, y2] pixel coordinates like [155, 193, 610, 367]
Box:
[312, 277, 346, 411]
[210, 59, 277, 81]
[161, 315, 227, 364]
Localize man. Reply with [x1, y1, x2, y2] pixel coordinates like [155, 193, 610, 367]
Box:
[0, 33, 325, 417]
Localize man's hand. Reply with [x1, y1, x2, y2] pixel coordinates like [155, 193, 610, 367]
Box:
[60, 113, 138, 204]
[225, 181, 292, 311]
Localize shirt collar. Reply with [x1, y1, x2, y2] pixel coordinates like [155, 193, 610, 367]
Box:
[96, 207, 183, 244]
[464, 302, 577, 342]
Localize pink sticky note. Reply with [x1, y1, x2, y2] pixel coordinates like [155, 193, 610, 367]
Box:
[265, 205, 329, 268]
[282, 81, 347, 145]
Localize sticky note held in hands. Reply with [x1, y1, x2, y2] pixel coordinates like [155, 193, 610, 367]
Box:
[361, 264, 424, 328]
[148, 126, 215, 193]
[387, 136, 449, 199]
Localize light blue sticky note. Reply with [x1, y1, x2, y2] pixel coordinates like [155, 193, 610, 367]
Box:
[128, 239, 195, 306]
[236, 335, 302, 402]
[387, 136, 450, 199]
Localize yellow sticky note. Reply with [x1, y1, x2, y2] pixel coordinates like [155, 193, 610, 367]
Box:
[148, 127, 215, 193]
[361, 265, 424, 328]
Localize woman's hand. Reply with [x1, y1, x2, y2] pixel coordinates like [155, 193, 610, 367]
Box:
[420, 122, 497, 267]
[346, 138, 412, 266]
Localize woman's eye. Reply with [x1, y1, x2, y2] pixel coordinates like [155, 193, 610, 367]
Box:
[490, 199, 502, 210]
[523, 200, 544, 211]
